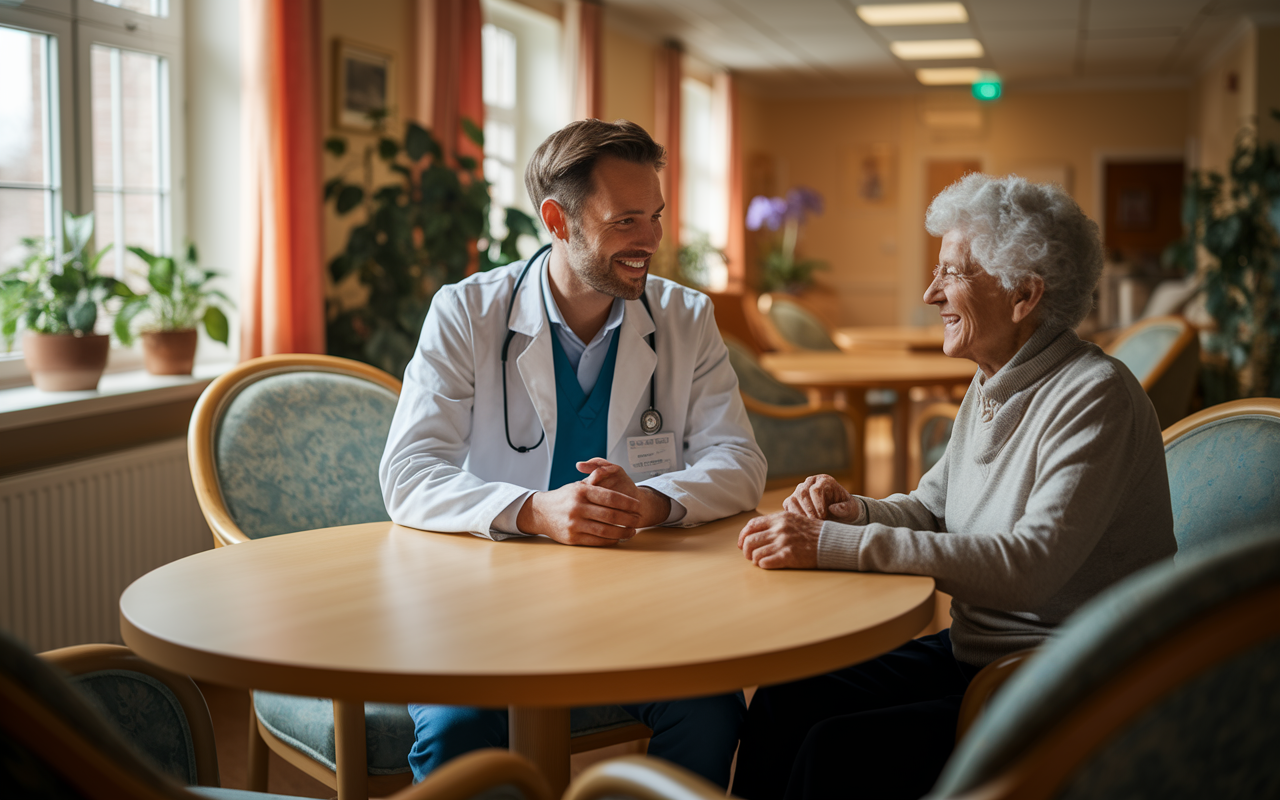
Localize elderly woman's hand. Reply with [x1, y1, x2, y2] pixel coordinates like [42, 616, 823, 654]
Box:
[738, 512, 823, 569]
[784, 474, 864, 524]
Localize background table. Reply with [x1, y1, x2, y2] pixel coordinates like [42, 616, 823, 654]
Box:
[834, 325, 946, 352]
[761, 351, 976, 494]
[120, 503, 934, 798]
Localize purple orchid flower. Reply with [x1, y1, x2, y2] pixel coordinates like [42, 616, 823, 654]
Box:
[746, 195, 788, 231]
[785, 186, 824, 222]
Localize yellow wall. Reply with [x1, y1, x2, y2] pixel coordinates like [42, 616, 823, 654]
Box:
[740, 87, 1190, 326]
[1192, 25, 1256, 177]
[602, 26, 657, 136]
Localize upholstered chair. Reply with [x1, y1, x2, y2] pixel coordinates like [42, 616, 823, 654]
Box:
[931, 527, 1280, 799]
[724, 337, 859, 491]
[1106, 315, 1200, 429]
[1, 630, 552, 800]
[187, 355, 652, 794]
[757, 293, 841, 352]
[564, 755, 726, 800]
[909, 402, 960, 488]
[1162, 397, 1280, 559]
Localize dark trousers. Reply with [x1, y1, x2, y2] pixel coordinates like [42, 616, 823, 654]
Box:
[732, 630, 980, 800]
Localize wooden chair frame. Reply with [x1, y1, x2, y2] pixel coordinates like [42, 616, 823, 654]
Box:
[39, 643, 221, 788]
[945, 582, 1280, 800]
[187, 354, 403, 548]
[1105, 314, 1197, 393]
[749, 292, 840, 354]
[1161, 396, 1280, 445]
[565, 754, 726, 800]
[908, 401, 960, 488]
[741, 392, 863, 492]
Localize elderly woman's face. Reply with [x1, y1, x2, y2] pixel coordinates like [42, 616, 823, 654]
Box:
[925, 231, 1024, 376]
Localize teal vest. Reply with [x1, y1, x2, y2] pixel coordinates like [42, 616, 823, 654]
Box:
[548, 329, 620, 489]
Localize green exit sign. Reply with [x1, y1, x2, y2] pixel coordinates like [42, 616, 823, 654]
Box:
[972, 80, 1002, 101]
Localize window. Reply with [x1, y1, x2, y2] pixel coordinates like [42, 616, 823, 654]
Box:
[680, 75, 728, 291]
[0, 0, 184, 384]
[480, 0, 565, 245]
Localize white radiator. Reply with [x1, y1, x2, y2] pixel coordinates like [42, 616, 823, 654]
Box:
[0, 438, 212, 652]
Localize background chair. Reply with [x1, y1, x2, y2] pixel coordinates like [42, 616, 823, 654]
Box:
[755, 293, 841, 353]
[1106, 315, 1200, 429]
[1, 629, 552, 800]
[1162, 397, 1280, 559]
[725, 336, 859, 491]
[564, 755, 725, 800]
[187, 354, 651, 795]
[909, 402, 960, 488]
[930, 527, 1280, 799]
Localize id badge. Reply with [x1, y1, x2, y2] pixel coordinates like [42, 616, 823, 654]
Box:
[627, 432, 676, 473]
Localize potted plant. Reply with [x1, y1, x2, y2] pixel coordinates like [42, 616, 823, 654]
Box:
[0, 210, 124, 391]
[323, 114, 538, 379]
[746, 186, 828, 294]
[113, 244, 232, 375]
[1168, 109, 1280, 402]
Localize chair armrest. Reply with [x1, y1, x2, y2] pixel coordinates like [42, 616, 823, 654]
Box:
[564, 755, 728, 800]
[388, 748, 552, 800]
[740, 393, 846, 420]
[955, 648, 1038, 743]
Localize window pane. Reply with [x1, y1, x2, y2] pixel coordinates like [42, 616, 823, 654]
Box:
[0, 189, 50, 269]
[0, 27, 51, 186]
[92, 44, 168, 277]
[482, 24, 516, 110]
[93, 0, 168, 18]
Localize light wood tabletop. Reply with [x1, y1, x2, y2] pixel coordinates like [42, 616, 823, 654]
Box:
[120, 495, 934, 797]
[760, 351, 975, 494]
[833, 325, 947, 352]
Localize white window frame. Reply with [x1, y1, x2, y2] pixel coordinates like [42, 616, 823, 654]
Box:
[0, 0, 186, 388]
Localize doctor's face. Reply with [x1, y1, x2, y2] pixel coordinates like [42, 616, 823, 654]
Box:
[565, 156, 664, 301]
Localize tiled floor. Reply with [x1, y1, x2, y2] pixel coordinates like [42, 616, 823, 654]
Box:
[196, 417, 899, 795]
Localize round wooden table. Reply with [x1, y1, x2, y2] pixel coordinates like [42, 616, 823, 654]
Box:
[120, 502, 934, 798]
[834, 325, 946, 352]
[761, 351, 976, 494]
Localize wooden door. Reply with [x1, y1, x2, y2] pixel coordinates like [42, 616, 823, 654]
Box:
[924, 160, 981, 286]
[1103, 161, 1185, 262]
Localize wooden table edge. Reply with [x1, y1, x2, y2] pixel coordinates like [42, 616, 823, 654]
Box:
[119, 577, 935, 705]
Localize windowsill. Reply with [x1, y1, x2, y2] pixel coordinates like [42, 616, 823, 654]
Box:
[0, 361, 234, 433]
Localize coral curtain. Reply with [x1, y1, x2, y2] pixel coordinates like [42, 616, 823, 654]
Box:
[716, 71, 745, 292]
[571, 0, 603, 120]
[238, 0, 326, 359]
[433, 0, 484, 164]
[655, 41, 682, 253]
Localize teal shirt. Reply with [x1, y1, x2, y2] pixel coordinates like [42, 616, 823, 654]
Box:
[548, 326, 620, 489]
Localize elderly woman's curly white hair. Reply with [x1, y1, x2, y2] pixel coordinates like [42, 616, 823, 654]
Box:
[925, 173, 1103, 331]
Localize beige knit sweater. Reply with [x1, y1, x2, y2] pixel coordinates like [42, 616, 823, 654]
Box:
[817, 325, 1176, 666]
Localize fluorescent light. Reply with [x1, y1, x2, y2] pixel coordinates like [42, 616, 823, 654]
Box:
[856, 3, 968, 26]
[890, 39, 984, 59]
[916, 67, 985, 85]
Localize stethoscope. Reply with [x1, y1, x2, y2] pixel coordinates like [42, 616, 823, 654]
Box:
[502, 243, 662, 453]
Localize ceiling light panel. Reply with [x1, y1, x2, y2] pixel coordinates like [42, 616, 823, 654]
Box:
[916, 67, 985, 84]
[890, 38, 985, 59]
[856, 3, 969, 26]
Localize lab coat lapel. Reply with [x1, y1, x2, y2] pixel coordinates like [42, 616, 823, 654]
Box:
[608, 295, 658, 456]
[511, 254, 558, 457]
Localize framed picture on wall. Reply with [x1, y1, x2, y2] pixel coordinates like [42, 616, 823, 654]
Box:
[842, 144, 897, 209]
[334, 39, 395, 132]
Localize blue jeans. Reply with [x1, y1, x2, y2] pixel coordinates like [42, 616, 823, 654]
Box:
[732, 630, 980, 800]
[407, 693, 746, 788]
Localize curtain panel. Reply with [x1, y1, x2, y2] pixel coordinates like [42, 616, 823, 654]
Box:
[238, 0, 326, 359]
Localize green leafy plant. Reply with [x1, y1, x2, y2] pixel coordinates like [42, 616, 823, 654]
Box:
[112, 244, 232, 346]
[0, 210, 124, 350]
[652, 234, 727, 290]
[323, 115, 539, 378]
[1172, 110, 1280, 402]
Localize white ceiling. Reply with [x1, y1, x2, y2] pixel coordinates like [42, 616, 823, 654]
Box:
[603, 0, 1280, 93]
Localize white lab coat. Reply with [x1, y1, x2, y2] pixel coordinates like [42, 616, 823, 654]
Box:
[379, 251, 767, 538]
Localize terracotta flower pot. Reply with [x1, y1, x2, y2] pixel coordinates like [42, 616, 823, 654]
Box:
[22, 332, 110, 391]
[141, 329, 199, 375]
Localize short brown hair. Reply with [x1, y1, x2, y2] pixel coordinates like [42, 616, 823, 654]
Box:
[524, 119, 667, 222]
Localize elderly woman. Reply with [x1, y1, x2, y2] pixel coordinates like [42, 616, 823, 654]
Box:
[731, 174, 1176, 800]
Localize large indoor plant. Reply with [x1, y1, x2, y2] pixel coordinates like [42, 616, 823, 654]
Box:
[323, 115, 538, 378]
[0, 210, 125, 391]
[1171, 110, 1280, 402]
[746, 186, 828, 293]
[113, 244, 232, 375]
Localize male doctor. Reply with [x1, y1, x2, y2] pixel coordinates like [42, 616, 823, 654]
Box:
[380, 119, 767, 786]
